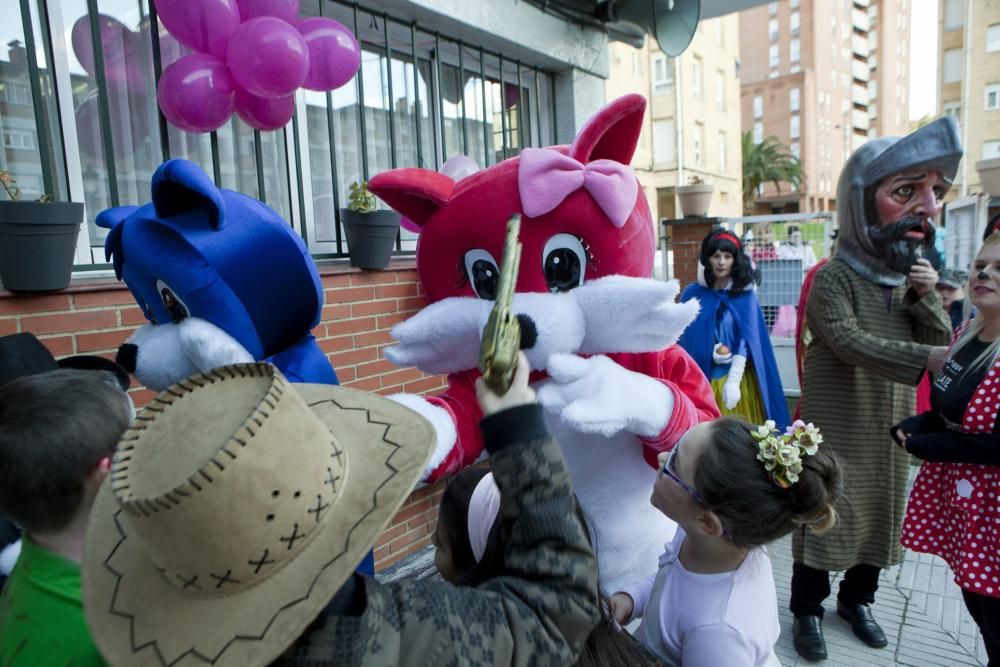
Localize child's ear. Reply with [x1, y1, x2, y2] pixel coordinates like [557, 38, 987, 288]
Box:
[694, 509, 727, 539]
[90, 456, 112, 486]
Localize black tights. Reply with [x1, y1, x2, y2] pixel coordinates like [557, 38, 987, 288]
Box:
[963, 589, 1000, 666]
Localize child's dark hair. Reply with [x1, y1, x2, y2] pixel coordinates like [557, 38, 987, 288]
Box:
[437, 469, 657, 667]
[694, 418, 842, 548]
[700, 228, 759, 292]
[0, 370, 130, 534]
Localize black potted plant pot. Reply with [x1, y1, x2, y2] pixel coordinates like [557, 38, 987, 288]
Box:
[0, 201, 84, 292]
[341, 209, 401, 270]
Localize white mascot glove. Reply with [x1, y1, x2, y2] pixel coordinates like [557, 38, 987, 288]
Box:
[722, 354, 747, 410]
[712, 343, 733, 365]
[385, 297, 492, 375]
[536, 354, 674, 438]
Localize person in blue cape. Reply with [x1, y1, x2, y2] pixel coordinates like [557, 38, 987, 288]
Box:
[679, 228, 790, 430]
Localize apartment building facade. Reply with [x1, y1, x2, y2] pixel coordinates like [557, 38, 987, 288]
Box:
[938, 0, 1000, 196]
[606, 14, 744, 224]
[739, 0, 910, 213]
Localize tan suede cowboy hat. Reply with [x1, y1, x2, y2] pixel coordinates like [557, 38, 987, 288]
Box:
[83, 363, 433, 666]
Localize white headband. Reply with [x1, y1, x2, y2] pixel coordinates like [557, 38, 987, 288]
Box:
[467, 472, 501, 563]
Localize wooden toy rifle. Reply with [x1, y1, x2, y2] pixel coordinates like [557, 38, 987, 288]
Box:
[479, 214, 522, 395]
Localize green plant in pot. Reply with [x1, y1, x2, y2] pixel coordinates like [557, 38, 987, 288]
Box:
[0, 171, 84, 292]
[341, 180, 401, 270]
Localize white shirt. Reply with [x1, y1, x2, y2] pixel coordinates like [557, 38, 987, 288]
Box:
[622, 529, 781, 667]
[777, 242, 817, 272]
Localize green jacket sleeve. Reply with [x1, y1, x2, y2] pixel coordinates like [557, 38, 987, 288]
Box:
[807, 264, 950, 385]
[279, 403, 600, 667]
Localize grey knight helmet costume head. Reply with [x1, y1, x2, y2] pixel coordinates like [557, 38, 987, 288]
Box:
[835, 117, 963, 286]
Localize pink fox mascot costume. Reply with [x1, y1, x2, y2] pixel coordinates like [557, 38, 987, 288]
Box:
[370, 94, 719, 593]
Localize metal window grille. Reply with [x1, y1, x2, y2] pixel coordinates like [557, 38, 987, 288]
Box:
[5, 0, 558, 269]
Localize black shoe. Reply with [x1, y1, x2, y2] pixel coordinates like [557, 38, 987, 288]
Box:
[793, 615, 827, 661]
[837, 601, 888, 648]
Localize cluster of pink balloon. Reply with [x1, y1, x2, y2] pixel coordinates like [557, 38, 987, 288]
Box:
[399, 155, 480, 233]
[154, 0, 361, 133]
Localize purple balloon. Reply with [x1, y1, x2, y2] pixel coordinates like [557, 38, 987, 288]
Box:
[298, 17, 360, 92]
[236, 0, 300, 23]
[153, 0, 241, 59]
[234, 87, 294, 131]
[227, 17, 309, 98]
[441, 155, 480, 180]
[70, 14, 145, 86]
[157, 53, 236, 133]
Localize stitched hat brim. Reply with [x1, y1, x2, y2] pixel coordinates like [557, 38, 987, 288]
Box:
[83, 380, 433, 667]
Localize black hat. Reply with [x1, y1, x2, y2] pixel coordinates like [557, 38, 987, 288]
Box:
[0, 333, 130, 391]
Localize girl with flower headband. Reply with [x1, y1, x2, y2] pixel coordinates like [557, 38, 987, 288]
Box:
[434, 469, 661, 667]
[678, 228, 791, 430]
[609, 417, 842, 666]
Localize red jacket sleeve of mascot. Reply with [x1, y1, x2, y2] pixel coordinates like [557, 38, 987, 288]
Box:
[422, 370, 485, 482]
[627, 346, 720, 467]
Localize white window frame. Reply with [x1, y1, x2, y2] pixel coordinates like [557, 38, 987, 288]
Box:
[790, 142, 800, 159]
[790, 87, 800, 112]
[790, 11, 800, 35]
[753, 121, 764, 144]
[693, 122, 704, 165]
[652, 53, 673, 95]
[3, 129, 37, 150]
[987, 84, 1000, 111]
[653, 119, 676, 166]
[943, 49, 963, 84]
[988, 24, 1000, 53]
[692, 57, 703, 98]
[944, 0, 964, 30]
[769, 1, 778, 16]
[753, 95, 763, 119]
[943, 99, 962, 125]
[790, 38, 800, 63]
[769, 18, 778, 41]
[769, 44, 779, 68]
[790, 115, 800, 139]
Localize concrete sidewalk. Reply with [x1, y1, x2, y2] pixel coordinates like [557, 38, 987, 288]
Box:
[379, 535, 988, 665]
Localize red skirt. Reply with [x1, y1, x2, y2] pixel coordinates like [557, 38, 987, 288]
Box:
[903, 462, 1000, 597]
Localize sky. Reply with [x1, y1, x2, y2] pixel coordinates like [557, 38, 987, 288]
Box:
[909, 0, 939, 120]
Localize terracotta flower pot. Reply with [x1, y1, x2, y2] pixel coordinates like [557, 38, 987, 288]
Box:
[676, 184, 714, 217]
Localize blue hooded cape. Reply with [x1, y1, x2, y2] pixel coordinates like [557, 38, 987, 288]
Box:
[679, 283, 790, 430]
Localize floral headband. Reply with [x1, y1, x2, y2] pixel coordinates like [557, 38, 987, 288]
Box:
[752, 419, 823, 488]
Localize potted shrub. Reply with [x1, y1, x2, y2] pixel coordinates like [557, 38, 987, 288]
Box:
[677, 175, 715, 217]
[0, 171, 83, 292]
[340, 180, 401, 270]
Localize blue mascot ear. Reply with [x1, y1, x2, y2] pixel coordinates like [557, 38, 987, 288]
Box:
[96, 205, 138, 280]
[151, 159, 227, 230]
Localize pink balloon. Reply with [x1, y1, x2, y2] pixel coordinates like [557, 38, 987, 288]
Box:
[227, 17, 309, 98]
[441, 155, 480, 180]
[157, 54, 236, 133]
[70, 14, 145, 86]
[298, 17, 360, 92]
[153, 0, 241, 59]
[234, 87, 294, 131]
[236, 0, 299, 23]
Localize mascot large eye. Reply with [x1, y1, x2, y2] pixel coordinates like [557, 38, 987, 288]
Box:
[463, 249, 500, 300]
[156, 280, 189, 323]
[542, 234, 586, 292]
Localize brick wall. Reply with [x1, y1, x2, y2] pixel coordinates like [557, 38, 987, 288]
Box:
[0, 259, 448, 571]
[665, 217, 718, 288]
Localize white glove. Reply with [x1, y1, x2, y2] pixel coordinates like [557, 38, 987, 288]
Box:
[722, 354, 747, 410]
[384, 297, 491, 375]
[536, 353, 674, 438]
[712, 343, 733, 365]
[572, 276, 700, 354]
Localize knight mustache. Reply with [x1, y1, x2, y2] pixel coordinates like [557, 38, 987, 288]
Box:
[866, 214, 936, 276]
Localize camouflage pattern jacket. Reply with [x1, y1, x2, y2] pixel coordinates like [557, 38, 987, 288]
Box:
[277, 403, 601, 666]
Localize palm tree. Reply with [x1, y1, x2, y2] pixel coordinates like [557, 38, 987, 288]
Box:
[741, 132, 804, 214]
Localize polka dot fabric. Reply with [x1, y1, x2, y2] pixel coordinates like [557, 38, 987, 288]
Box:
[902, 324, 1000, 598]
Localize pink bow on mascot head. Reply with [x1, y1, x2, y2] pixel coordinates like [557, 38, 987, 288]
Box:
[369, 94, 653, 302]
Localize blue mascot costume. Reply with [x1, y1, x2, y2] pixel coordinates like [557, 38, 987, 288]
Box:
[99, 159, 376, 574]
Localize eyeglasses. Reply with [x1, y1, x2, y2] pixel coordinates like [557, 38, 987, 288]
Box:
[659, 449, 708, 507]
[659, 448, 732, 539]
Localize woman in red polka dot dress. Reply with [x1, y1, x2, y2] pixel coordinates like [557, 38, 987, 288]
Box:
[894, 233, 1000, 665]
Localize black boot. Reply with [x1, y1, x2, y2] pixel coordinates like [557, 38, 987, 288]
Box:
[793, 614, 827, 661]
[837, 601, 888, 648]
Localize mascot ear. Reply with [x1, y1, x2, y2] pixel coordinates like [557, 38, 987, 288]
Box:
[151, 159, 227, 230]
[569, 94, 646, 165]
[368, 169, 454, 229]
[96, 206, 138, 280]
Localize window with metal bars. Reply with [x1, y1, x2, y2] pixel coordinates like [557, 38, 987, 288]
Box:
[4, 0, 557, 269]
